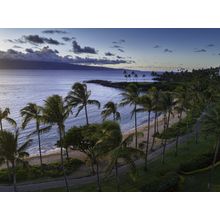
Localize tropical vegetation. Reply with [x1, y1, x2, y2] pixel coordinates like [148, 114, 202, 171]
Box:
[0, 67, 220, 191]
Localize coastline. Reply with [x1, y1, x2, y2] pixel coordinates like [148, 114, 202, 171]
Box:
[0, 111, 183, 170]
[24, 111, 183, 166]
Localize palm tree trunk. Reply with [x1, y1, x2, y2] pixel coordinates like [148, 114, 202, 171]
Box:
[175, 111, 183, 157]
[145, 111, 151, 171]
[167, 110, 171, 129]
[65, 147, 70, 160]
[0, 120, 3, 131]
[151, 111, 157, 151]
[36, 122, 43, 169]
[134, 104, 138, 149]
[63, 128, 69, 160]
[115, 160, 120, 191]
[156, 114, 159, 133]
[90, 158, 95, 175]
[208, 138, 220, 191]
[6, 160, 11, 185]
[195, 120, 199, 144]
[162, 111, 170, 164]
[95, 160, 101, 191]
[12, 160, 17, 192]
[59, 126, 69, 192]
[85, 104, 89, 125]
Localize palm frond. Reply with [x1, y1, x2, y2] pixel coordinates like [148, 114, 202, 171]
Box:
[75, 105, 84, 117]
[18, 139, 33, 152]
[5, 117, 17, 127]
[88, 99, 101, 109]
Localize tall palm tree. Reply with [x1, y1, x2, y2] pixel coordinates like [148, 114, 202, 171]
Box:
[136, 94, 154, 170]
[0, 108, 16, 131]
[65, 82, 100, 125]
[20, 103, 51, 169]
[174, 86, 189, 156]
[160, 91, 177, 163]
[0, 129, 31, 192]
[120, 84, 140, 148]
[101, 101, 121, 121]
[106, 133, 144, 191]
[149, 87, 160, 151]
[43, 95, 70, 191]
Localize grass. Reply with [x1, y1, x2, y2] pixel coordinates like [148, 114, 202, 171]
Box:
[46, 133, 215, 192]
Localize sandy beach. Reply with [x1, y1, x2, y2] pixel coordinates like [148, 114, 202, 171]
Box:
[0, 111, 183, 170]
[24, 111, 183, 166]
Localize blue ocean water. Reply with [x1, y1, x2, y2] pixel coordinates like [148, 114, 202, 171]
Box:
[0, 69, 154, 154]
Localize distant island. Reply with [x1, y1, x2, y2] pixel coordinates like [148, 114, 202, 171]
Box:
[0, 59, 119, 70]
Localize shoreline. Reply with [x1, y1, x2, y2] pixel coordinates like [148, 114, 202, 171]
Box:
[0, 111, 182, 169]
[24, 111, 182, 166]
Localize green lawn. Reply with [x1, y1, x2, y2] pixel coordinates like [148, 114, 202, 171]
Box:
[47, 133, 217, 192]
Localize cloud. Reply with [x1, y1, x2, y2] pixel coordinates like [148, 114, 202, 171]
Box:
[164, 48, 173, 53]
[42, 29, 67, 34]
[194, 49, 206, 52]
[6, 39, 26, 44]
[72, 40, 97, 54]
[105, 52, 114, 56]
[207, 44, 215, 47]
[0, 47, 63, 63]
[112, 39, 125, 44]
[13, 45, 23, 49]
[0, 47, 134, 65]
[62, 37, 75, 42]
[7, 35, 63, 45]
[25, 48, 34, 53]
[24, 35, 63, 45]
[24, 35, 44, 44]
[44, 38, 62, 45]
[72, 56, 134, 65]
[118, 48, 124, 53]
[112, 45, 122, 49]
[154, 45, 160, 48]
[112, 45, 125, 52]
[116, 56, 122, 59]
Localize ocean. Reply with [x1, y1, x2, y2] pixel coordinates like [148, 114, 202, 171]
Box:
[0, 69, 154, 154]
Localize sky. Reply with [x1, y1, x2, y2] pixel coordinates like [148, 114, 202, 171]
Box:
[0, 28, 220, 71]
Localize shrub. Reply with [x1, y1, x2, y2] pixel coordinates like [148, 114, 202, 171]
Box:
[0, 158, 84, 183]
[140, 172, 179, 192]
[157, 172, 179, 192]
[0, 169, 10, 183]
[178, 152, 220, 173]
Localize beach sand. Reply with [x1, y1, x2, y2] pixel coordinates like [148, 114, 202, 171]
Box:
[0, 111, 184, 169]
[26, 111, 184, 166]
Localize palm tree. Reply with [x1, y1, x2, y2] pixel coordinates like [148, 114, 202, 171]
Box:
[160, 91, 177, 163]
[65, 82, 100, 125]
[64, 121, 122, 191]
[136, 94, 154, 170]
[0, 129, 31, 191]
[101, 101, 121, 121]
[106, 133, 144, 191]
[20, 103, 51, 169]
[0, 108, 16, 131]
[149, 87, 160, 151]
[43, 95, 70, 191]
[120, 84, 140, 148]
[203, 105, 220, 191]
[174, 86, 189, 156]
